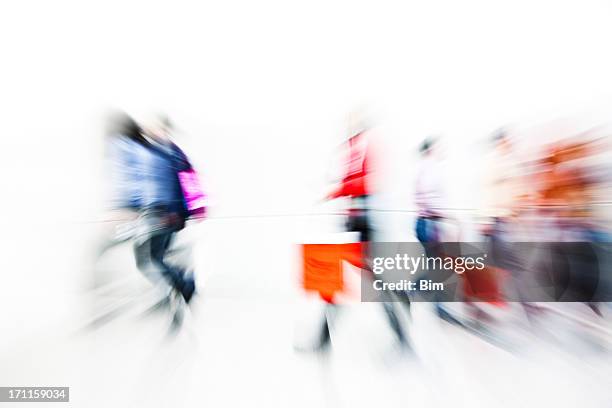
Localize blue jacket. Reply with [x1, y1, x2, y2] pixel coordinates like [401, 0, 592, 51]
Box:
[109, 135, 191, 218]
[109, 135, 151, 209]
[141, 141, 191, 218]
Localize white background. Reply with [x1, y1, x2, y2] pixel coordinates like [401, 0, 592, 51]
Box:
[0, 1, 611, 406]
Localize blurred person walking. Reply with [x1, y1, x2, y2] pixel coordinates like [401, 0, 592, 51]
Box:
[414, 137, 461, 323]
[534, 141, 604, 311]
[133, 114, 200, 323]
[312, 114, 408, 350]
[478, 130, 565, 331]
[481, 131, 533, 309]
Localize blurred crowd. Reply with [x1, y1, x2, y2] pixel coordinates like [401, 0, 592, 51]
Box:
[306, 113, 612, 352]
[92, 109, 612, 353]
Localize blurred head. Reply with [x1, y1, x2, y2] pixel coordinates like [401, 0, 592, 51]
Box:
[105, 111, 143, 143]
[492, 128, 512, 153]
[143, 113, 173, 143]
[419, 137, 437, 157]
[346, 106, 371, 139]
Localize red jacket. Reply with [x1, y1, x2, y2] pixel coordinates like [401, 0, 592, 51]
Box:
[329, 132, 371, 199]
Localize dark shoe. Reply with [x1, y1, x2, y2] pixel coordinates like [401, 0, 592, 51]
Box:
[437, 304, 463, 326]
[383, 302, 408, 345]
[181, 278, 196, 303]
[315, 318, 332, 351]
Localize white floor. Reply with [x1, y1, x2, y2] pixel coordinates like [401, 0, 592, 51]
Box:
[0, 217, 611, 408]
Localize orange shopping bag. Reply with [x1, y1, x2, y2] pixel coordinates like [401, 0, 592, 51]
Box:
[302, 243, 364, 303]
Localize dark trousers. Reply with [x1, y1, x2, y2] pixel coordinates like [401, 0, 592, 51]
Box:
[316, 198, 407, 348]
[134, 226, 187, 293]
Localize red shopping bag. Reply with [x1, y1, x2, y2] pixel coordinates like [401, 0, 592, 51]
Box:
[461, 265, 505, 305]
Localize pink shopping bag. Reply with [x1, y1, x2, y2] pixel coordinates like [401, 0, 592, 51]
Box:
[178, 168, 207, 217]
